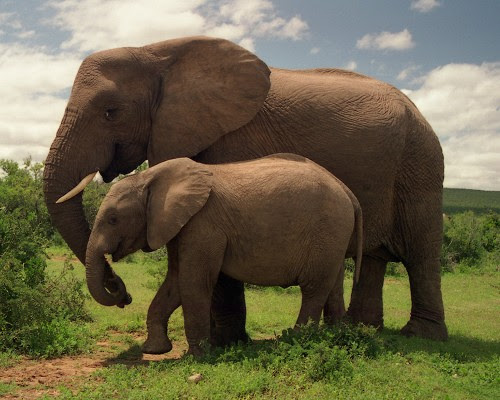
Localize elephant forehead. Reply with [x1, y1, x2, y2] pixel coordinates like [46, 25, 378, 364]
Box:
[106, 182, 143, 207]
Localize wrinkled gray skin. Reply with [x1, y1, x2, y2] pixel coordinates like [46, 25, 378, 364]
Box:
[86, 155, 364, 355]
[44, 36, 447, 343]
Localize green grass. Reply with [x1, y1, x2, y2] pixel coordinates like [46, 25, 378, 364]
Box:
[2, 248, 498, 399]
[443, 188, 500, 214]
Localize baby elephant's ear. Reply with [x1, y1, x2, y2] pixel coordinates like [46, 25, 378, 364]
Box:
[145, 158, 213, 250]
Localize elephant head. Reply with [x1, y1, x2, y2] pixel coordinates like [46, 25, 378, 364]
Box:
[44, 36, 270, 266]
[85, 158, 213, 306]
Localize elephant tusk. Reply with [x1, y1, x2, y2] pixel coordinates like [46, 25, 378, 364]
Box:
[56, 171, 97, 203]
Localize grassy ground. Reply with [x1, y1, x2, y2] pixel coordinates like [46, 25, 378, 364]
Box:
[1, 248, 499, 399]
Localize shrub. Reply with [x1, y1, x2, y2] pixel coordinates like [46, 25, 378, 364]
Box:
[82, 180, 112, 228]
[0, 256, 93, 357]
[1, 159, 93, 357]
[442, 211, 499, 272]
[144, 247, 169, 290]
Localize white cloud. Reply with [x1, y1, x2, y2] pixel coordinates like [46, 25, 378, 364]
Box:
[344, 61, 357, 70]
[402, 62, 500, 190]
[356, 29, 415, 51]
[411, 0, 440, 13]
[238, 37, 256, 52]
[16, 30, 36, 39]
[0, 43, 81, 162]
[310, 47, 320, 55]
[0, 12, 22, 30]
[279, 16, 308, 40]
[49, 0, 207, 51]
[219, 0, 273, 25]
[397, 64, 421, 81]
[48, 0, 308, 52]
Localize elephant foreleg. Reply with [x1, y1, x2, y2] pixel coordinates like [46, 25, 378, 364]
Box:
[347, 255, 387, 328]
[142, 241, 180, 354]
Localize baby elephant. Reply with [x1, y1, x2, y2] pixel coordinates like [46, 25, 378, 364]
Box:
[85, 153, 362, 355]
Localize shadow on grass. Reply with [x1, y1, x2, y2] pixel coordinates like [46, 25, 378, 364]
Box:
[102, 323, 381, 369]
[380, 327, 500, 361]
[101, 323, 499, 370]
[103, 344, 150, 368]
[102, 338, 278, 369]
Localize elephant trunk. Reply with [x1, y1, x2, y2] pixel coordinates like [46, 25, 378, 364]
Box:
[85, 237, 129, 307]
[43, 108, 93, 264]
[43, 107, 111, 264]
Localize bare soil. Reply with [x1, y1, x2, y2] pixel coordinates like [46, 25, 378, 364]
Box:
[0, 334, 186, 399]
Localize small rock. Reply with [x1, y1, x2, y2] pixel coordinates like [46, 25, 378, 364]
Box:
[187, 373, 203, 384]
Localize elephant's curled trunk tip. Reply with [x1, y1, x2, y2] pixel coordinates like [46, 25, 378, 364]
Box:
[56, 171, 97, 203]
[85, 252, 131, 307]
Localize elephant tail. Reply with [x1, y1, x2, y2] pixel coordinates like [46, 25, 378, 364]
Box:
[353, 202, 363, 285]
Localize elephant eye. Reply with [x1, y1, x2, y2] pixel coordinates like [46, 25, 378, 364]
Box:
[108, 215, 118, 225]
[105, 108, 118, 121]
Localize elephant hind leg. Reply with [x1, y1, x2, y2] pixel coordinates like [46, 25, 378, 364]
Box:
[394, 187, 448, 340]
[296, 285, 331, 327]
[296, 255, 343, 327]
[400, 261, 448, 340]
[323, 262, 346, 324]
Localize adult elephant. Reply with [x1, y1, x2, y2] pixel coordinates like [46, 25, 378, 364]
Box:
[43, 36, 447, 341]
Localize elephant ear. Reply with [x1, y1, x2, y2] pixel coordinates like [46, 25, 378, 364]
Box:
[145, 158, 213, 250]
[145, 36, 271, 163]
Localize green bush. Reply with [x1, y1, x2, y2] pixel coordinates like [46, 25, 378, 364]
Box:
[143, 247, 168, 290]
[0, 158, 54, 241]
[0, 255, 93, 357]
[442, 211, 499, 272]
[82, 180, 112, 228]
[1, 159, 92, 357]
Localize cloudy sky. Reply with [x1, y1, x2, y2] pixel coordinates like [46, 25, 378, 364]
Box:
[0, 0, 499, 190]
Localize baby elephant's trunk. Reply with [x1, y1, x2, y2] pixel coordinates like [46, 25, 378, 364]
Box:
[85, 243, 131, 307]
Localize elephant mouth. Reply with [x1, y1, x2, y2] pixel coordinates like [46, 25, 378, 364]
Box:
[112, 239, 144, 262]
[111, 247, 126, 262]
[101, 143, 148, 183]
[101, 168, 119, 183]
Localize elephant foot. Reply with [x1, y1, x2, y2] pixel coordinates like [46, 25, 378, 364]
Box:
[212, 328, 251, 347]
[401, 317, 448, 341]
[346, 305, 384, 329]
[142, 324, 172, 354]
[186, 345, 205, 357]
[142, 335, 172, 354]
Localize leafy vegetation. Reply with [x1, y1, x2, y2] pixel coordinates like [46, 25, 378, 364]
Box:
[0, 159, 92, 357]
[442, 211, 499, 273]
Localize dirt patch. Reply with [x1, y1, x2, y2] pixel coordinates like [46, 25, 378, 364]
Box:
[0, 335, 186, 399]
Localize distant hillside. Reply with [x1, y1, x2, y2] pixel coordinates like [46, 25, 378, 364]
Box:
[443, 188, 500, 215]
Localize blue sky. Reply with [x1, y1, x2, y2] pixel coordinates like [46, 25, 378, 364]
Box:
[0, 0, 499, 189]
